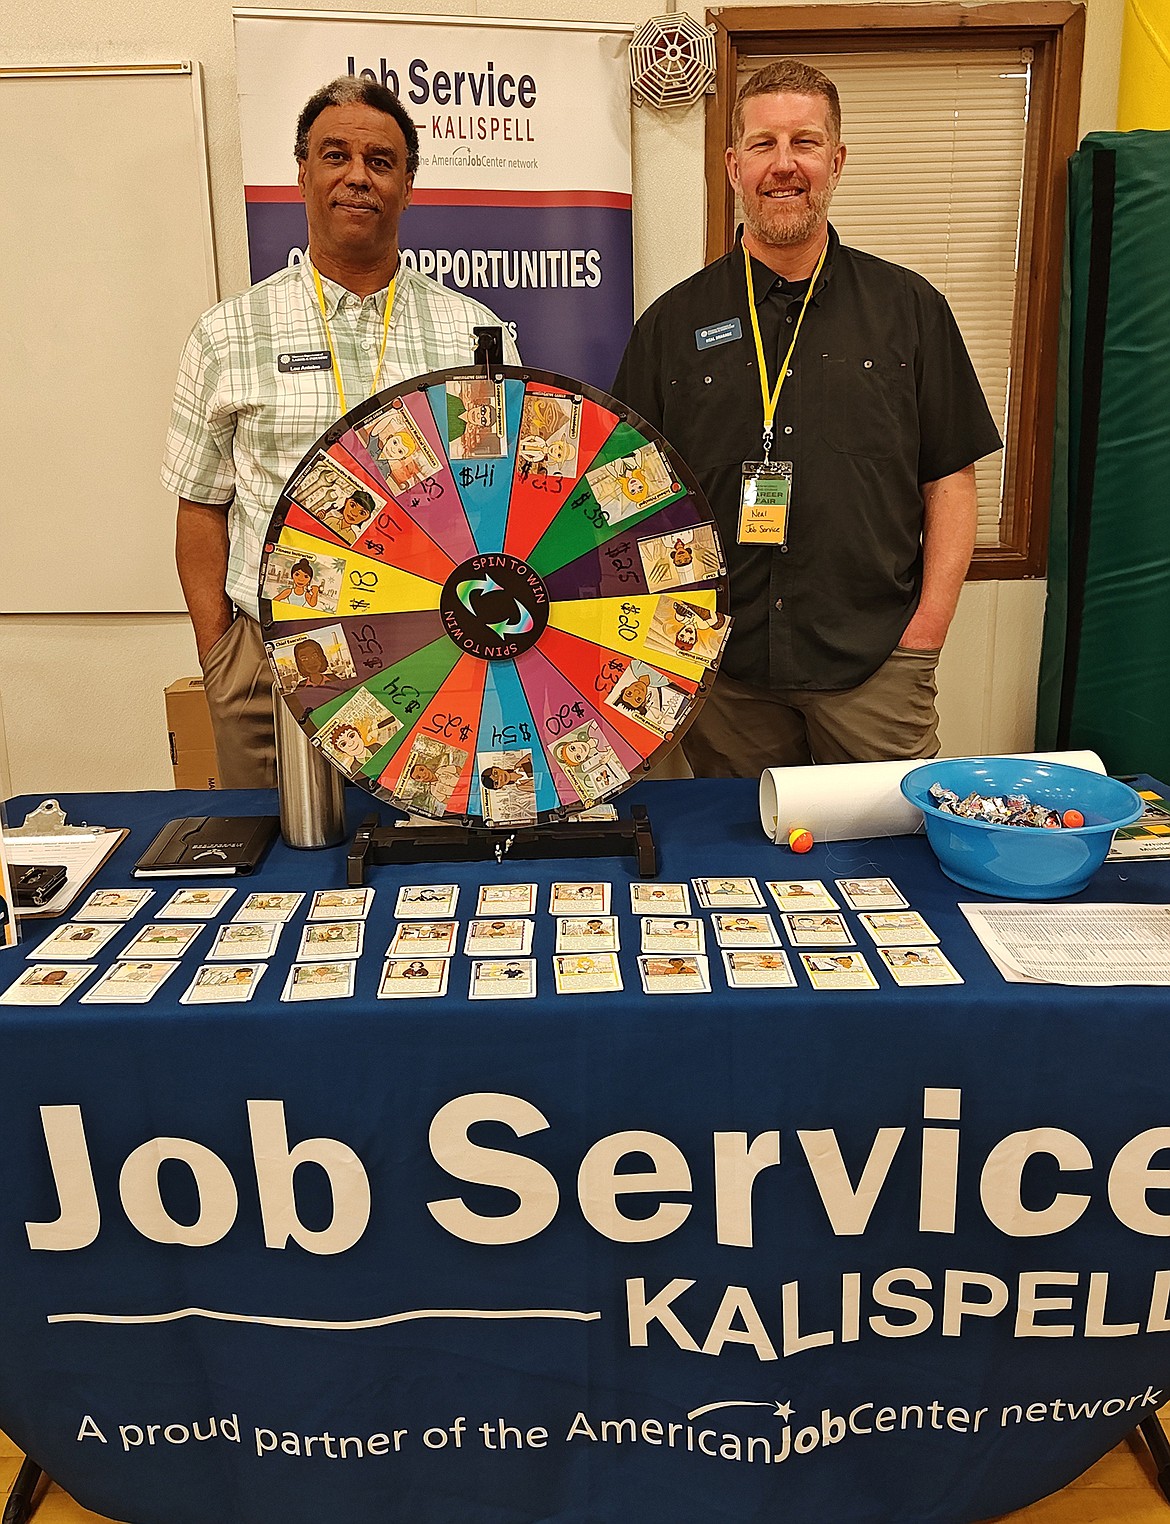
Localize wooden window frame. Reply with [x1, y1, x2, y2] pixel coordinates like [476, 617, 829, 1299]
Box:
[705, 4, 1086, 579]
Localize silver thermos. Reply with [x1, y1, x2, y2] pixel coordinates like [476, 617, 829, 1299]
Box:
[273, 692, 347, 848]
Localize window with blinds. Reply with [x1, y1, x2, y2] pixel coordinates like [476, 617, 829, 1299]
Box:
[734, 49, 1030, 547]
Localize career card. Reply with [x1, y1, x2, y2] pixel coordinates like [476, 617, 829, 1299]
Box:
[553, 953, 623, 995]
[378, 957, 450, 999]
[722, 950, 797, 990]
[119, 922, 204, 960]
[156, 887, 235, 920]
[234, 892, 304, 923]
[766, 879, 839, 913]
[308, 887, 375, 921]
[296, 921, 364, 961]
[313, 691, 402, 777]
[181, 963, 267, 1005]
[858, 911, 940, 947]
[878, 946, 964, 986]
[387, 920, 459, 958]
[586, 443, 677, 526]
[476, 882, 538, 917]
[640, 917, 705, 955]
[281, 961, 356, 1002]
[468, 958, 537, 1000]
[574, 804, 619, 822]
[266, 622, 357, 698]
[208, 921, 283, 961]
[549, 881, 611, 916]
[638, 522, 726, 593]
[446, 376, 508, 460]
[0, 964, 96, 1006]
[800, 952, 880, 991]
[81, 960, 181, 1004]
[395, 883, 459, 919]
[642, 596, 731, 671]
[836, 877, 909, 912]
[478, 749, 538, 827]
[30, 922, 120, 960]
[554, 916, 620, 954]
[464, 918, 534, 957]
[287, 450, 388, 544]
[712, 913, 782, 949]
[261, 546, 347, 617]
[638, 954, 711, 995]
[602, 665, 692, 739]
[389, 734, 468, 819]
[781, 912, 856, 948]
[75, 888, 154, 921]
[517, 389, 582, 477]
[358, 400, 444, 497]
[630, 881, 691, 916]
[547, 721, 629, 808]
[693, 876, 765, 909]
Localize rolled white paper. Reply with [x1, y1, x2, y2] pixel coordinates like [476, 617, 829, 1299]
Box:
[759, 751, 1106, 845]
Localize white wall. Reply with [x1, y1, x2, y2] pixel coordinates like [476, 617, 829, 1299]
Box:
[0, 0, 1124, 794]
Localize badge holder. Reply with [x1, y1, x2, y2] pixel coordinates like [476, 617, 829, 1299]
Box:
[737, 457, 792, 546]
[346, 807, 658, 882]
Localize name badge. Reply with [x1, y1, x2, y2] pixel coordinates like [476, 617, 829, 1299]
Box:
[737, 461, 792, 546]
[278, 350, 332, 373]
[695, 318, 743, 351]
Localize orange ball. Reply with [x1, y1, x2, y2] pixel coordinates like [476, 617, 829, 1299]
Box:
[1062, 809, 1085, 829]
[788, 826, 814, 854]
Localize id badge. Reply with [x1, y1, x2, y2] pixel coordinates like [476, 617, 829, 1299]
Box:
[738, 461, 792, 545]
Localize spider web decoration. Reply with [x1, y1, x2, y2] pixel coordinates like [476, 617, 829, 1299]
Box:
[629, 13, 716, 109]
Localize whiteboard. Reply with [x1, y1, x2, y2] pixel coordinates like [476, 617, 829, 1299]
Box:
[0, 64, 217, 613]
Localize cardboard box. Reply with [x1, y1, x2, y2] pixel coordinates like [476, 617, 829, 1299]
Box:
[165, 677, 220, 790]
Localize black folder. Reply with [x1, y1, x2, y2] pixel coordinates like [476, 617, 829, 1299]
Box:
[133, 816, 279, 877]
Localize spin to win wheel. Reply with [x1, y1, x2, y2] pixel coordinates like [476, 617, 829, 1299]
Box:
[258, 366, 731, 829]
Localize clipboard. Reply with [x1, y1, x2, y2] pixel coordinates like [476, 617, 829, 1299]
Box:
[2, 800, 128, 919]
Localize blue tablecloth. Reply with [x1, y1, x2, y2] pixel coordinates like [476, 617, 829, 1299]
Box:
[2, 779, 1170, 1524]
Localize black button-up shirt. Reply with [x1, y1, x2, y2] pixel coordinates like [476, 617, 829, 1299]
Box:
[612, 227, 1002, 692]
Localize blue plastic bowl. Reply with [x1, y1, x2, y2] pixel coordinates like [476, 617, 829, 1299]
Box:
[899, 758, 1143, 899]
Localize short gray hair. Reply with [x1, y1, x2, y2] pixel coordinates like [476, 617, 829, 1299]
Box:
[294, 75, 420, 176]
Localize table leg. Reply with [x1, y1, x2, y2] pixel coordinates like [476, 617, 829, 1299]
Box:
[2, 1456, 42, 1524]
[1137, 1414, 1170, 1503]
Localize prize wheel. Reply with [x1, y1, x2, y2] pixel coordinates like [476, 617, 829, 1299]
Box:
[258, 365, 731, 829]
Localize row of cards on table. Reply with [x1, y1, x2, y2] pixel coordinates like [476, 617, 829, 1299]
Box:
[2, 876, 964, 1006]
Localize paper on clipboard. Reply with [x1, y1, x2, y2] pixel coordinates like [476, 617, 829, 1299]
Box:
[4, 831, 127, 917]
[3, 800, 127, 918]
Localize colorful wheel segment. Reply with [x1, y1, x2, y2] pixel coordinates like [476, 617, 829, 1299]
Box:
[258, 365, 731, 829]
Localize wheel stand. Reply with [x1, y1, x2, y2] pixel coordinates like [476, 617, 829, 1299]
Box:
[348, 804, 657, 883]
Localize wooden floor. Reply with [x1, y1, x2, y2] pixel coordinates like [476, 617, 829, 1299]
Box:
[3, 1420, 1169, 1522]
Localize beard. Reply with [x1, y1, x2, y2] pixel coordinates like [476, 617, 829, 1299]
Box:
[741, 177, 836, 249]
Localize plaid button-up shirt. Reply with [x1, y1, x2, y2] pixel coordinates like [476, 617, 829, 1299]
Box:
[162, 259, 519, 619]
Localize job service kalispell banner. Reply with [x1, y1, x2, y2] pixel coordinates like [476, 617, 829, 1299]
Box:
[234, 11, 633, 389]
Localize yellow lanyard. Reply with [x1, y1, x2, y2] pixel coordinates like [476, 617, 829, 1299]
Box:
[743, 239, 827, 460]
[310, 263, 396, 415]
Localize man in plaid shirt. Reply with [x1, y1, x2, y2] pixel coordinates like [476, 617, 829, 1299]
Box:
[162, 76, 518, 787]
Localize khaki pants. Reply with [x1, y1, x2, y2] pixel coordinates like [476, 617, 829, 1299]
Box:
[199, 614, 277, 789]
[682, 648, 941, 778]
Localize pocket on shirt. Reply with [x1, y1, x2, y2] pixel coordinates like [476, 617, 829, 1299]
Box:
[664, 357, 758, 467]
[818, 356, 913, 460]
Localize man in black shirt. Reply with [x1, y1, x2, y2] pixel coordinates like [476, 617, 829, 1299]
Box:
[613, 60, 1002, 775]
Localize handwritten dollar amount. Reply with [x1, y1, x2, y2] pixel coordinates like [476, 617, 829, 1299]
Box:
[617, 603, 640, 641]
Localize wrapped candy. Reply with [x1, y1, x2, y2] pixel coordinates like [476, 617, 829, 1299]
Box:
[927, 784, 1073, 830]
